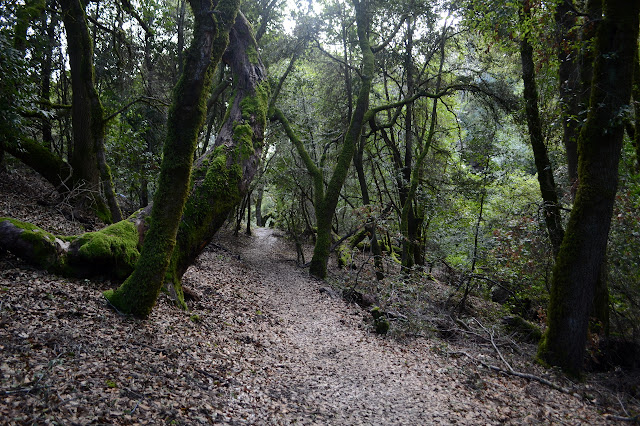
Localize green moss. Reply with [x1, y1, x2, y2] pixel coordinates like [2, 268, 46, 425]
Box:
[239, 81, 270, 128]
[246, 44, 259, 65]
[232, 122, 254, 159]
[503, 315, 542, 342]
[71, 220, 139, 279]
[171, 145, 243, 298]
[336, 242, 352, 269]
[2, 218, 61, 269]
[95, 202, 113, 224]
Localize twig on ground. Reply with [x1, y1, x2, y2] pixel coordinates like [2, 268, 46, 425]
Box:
[451, 349, 574, 394]
[130, 399, 141, 415]
[604, 414, 639, 423]
[473, 318, 514, 372]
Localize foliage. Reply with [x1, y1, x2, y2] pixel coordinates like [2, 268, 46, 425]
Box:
[608, 147, 640, 342]
[0, 34, 32, 141]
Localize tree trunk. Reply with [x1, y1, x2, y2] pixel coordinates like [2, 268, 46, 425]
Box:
[519, 1, 564, 257]
[554, 0, 580, 187]
[40, 3, 56, 149]
[59, 0, 122, 223]
[354, 136, 384, 280]
[104, 0, 243, 317]
[246, 191, 252, 236]
[3, 135, 73, 190]
[554, 0, 609, 333]
[632, 51, 640, 173]
[400, 17, 423, 271]
[537, 0, 639, 376]
[255, 184, 264, 226]
[308, 0, 374, 279]
[176, 0, 187, 81]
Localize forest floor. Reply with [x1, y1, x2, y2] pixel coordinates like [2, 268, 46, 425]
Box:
[0, 166, 638, 424]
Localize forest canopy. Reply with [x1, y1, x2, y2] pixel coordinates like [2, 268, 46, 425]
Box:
[1, 0, 640, 376]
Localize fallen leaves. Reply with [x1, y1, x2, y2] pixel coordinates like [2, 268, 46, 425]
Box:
[0, 167, 635, 424]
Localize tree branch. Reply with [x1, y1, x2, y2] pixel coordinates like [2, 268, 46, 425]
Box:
[314, 39, 361, 77]
[103, 96, 169, 123]
[119, 0, 153, 36]
[371, 14, 409, 53]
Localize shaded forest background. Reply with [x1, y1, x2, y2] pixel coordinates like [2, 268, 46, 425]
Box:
[1, 0, 640, 377]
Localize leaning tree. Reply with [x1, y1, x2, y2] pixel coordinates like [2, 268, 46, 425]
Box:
[0, 4, 270, 317]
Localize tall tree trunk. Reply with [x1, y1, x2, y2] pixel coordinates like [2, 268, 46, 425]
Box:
[255, 184, 264, 226]
[176, 0, 187, 81]
[401, 17, 417, 271]
[40, 3, 56, 149]
[537, 0, 640, 376]
[631, 52, 640, 173]
[104, 0, 241, 317]
[354, 136, 384, 280]
[308, 0, 374, 279]
[1, 13, 269, 312]
[555, 0, 609, 333]
[399, 22, 448, 272]
[519, 0, 564, 257]
[246, 191, 252, 235]
[554, 0, 579, 187]
[59, 0, 122, 223]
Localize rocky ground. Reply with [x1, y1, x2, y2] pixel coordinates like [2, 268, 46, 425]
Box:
[0, 166, 637, 424]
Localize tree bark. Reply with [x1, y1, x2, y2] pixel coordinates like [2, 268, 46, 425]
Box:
[59, 0, 122, 223]
[40, 4, 56, 150]
[537, 0, 640, 376]
[255, 184, 264, 226]
[519, 0, 564, 257]
[400, 17, 417, 271]
[104, 0, 243, 317]
[308, 0, 374, 279]
[554, 0, 579, 186]
[354, 135, 384, 280]
[631, 51, 640, 173]
[176, 0, 187, 81]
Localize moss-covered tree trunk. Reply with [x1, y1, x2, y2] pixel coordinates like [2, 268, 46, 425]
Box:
[1, 12, 269, 308]
[104, 0, 241, 317]
[59, 0, 122, 223]
[537, 0, 639, 376]
[398, 21, 447, 274]
[354, 136, 384, 280]
[554, 0, 579, 187]
[519, 1, 564, 257]
[168, 12, 269, 289]
[308, 0, 374, 279]
[553, 0, 609, 334]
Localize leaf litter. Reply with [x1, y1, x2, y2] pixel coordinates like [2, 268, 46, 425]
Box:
[0, 166, 635, 424]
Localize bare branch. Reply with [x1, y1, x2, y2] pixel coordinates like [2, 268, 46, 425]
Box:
[103, 96, 169, 123]
[371, 14, 409, 53]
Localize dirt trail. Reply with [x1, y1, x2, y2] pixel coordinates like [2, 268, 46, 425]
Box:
[203, 227, 608, 425]
[0, 169, 623, 424]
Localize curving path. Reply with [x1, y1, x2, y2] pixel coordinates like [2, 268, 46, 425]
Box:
[200, 227, 608, 425]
